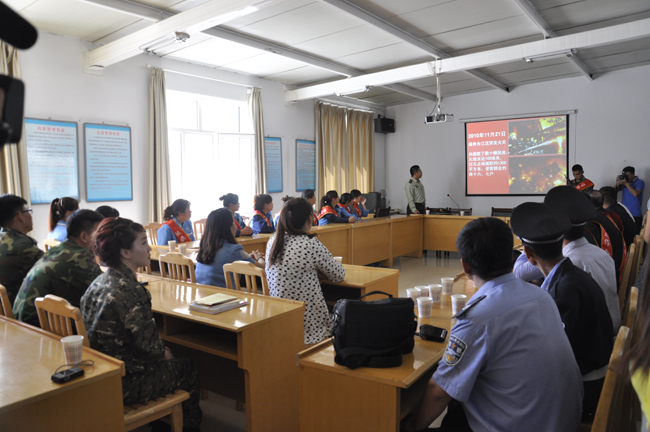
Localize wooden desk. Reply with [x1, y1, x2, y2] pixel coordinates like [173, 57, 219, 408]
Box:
[145, 279, 305, 432]
[0, 317, 125, 431]
[150, 235, 271, 262]
[351, 215, 424, 266]
[311, 224, 352, 264]
[423, 215, 517, 252]
[321, 264, 399, 303]
[297, 278, 477, 432]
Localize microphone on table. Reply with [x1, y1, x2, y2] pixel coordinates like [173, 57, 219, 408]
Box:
[447, 194, 461, 215]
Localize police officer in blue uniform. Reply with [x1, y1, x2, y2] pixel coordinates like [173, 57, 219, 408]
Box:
[511, 202, 614, 421]
[402, 217, 583, 432]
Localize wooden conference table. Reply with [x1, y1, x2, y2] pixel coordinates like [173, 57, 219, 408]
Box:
[136, 276, 305, 432]
[0, 316, 125, 431]
[297, 277, 478, 432]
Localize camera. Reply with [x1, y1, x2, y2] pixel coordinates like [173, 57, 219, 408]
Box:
[618, 175, 626, 181]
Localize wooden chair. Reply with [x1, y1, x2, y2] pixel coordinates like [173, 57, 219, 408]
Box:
[634, 234, 645, 274]
[618, 242, 636, 315]
[590, 325, 632, 432]
[623, 287, 638, 336]
[137, 265, 152, 275]
[491, 207, 514, 217]
[223, 260, 269, 296]
[193, 218, 207, 240]
[144, 222, 161, 246]
[43, 238, 60, 251]
[0, 284, 14, 319]
[35, 295, 89, 345]
[35, 295, 189, 431]
[159, 253, 196, 283]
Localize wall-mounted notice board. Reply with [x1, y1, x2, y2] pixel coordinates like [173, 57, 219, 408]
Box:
[24, 118, 80, 204]
[264, 137, 283, 193]
[296, 139, 315, 192]
[84, 123, 133, 202]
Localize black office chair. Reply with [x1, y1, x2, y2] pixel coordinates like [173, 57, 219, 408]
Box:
[375, 207, 391, 218]
[491, 207, 514, 217]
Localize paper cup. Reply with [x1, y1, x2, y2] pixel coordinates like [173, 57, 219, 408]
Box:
[460, 211, 465, 216]
[61, 335, 84, 364]
[451, 294, 467, 315]
[168, 240, 177, 252]
[417, 297, 433, 318]
[415, 286, 429, 297]
[406, 288, 421, 302]
[441, 277, 454, 295]
[333, 256, 343, 263]
[178, 244, 187, 255]
[428, 284, 442, 302]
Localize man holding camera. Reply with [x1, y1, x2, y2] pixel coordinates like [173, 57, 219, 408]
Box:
[616, 166, 645, 231]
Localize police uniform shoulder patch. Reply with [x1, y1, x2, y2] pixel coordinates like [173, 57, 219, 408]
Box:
[444, 334, 467, 366]
[409, 179, 413, 183]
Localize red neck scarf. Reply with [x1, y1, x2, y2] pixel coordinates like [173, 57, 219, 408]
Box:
[311, 211, 318, 225]
[318, 206, 338, 220]
[253, 210, 273, 227]
[352, 202, 363, 218]
[163, 219, 191, 243]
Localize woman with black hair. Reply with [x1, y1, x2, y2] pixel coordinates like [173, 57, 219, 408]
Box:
[301, 189, 319, 226]
[251, 194, 275, 234]
[196, 208, 263, 288]
[266, 198, 345, 344]
[317, 191, 355, 225]
[47, 197, 79, 241]
[337, 193, 357, 220]
[157, 199, 195, 245]
[220, 193, 253, 237]
[274, 195, 293, 228]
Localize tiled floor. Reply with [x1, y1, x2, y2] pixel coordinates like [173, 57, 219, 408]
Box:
[165, 255, 462, 432]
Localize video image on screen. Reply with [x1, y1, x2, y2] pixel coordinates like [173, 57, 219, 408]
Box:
[465, 115, 568, 196]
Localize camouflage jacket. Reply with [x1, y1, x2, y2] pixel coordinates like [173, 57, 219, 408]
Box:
[13, 239, 102, 326]
[0, 227, 44, 304]
[81, 263, 165, 374]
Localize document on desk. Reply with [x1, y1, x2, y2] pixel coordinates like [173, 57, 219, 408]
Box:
[194, 292, 238, 306]
[189, 300, 248, 314]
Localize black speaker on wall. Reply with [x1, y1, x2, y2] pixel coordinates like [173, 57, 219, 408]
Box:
[374, 115, 395, 134]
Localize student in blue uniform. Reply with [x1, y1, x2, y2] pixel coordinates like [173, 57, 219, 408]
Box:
[157, 199, 195, 245]
[402, 217, 583, 432]
[47, 197, 79, 242]
[274, 195, 293, 228]
[220, 193, 252, 237]
[337, 193, 356, 220]
[349, 189, 370, 219]
[196, 208, 263, 288]
[251, 194, 275, 234]
[301, 189, 319, 226]
[317, 191, 356, 226]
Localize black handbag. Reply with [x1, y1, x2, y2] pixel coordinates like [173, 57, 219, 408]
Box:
[331, 291, 418, 369]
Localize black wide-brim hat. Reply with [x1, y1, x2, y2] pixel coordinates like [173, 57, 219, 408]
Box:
[511, 202, 571, 245]
[544, 185, 597, 226]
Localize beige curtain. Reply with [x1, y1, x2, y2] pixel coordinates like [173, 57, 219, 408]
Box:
[148, 67, 172, 223]
[0, 42, 30, 202]
[248, 87, 267, 194]
[315, 101, 374, 202]
[347, 110, 374, 193]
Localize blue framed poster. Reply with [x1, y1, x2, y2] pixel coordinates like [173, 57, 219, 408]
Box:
[264, 137, 283, 193]
[24, 118, 80, 204]
[296, 139, 315, 191]
[84, 123, 133, 202]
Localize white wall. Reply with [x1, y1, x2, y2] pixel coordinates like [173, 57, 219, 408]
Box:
[19, 31, 319, 245]
[385, 65, 650, 216]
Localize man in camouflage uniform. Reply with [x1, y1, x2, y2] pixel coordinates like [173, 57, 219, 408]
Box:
[0, 194, 43, 303]
[82, 261, 202, 431]
[13, 209, 104, 326]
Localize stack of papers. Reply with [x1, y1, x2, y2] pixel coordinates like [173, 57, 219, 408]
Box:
[189, 293, 248, 315]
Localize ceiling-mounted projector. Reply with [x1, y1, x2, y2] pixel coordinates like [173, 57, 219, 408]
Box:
[425, 113, 454, 124]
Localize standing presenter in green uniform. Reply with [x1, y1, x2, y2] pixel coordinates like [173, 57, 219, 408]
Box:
[405, 165, 426, 215]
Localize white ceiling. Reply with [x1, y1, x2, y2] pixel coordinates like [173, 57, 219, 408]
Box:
[7, 0, 650, 106]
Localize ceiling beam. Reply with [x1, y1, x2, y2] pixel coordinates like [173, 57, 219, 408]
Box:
[514, 0, 593, 80]
[82, 0, 436, 102]
[320, 0, 509, 93]
[86, 0, 276, 68]
[286, 17, 650, 102]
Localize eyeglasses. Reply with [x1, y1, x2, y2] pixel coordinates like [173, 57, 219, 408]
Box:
[14, 208, 33, 217]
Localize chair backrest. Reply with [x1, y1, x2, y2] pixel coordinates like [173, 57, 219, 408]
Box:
[618, 242, 636, 315]
[137, 265, 152, 275]
[624, 286, 638, 332]
[634, 234, 645, 274]
[491, 207, 514, 217]
[159, 253, 196, 283]
[591, 325, 631, 432]
[144, 222, 161, 246]
[35, 295, 89, 346]
[0, 284, 14, 319]
[193, 218, 207, 240]
[375, 207, 391, 218]
[43, 238, 60, 252]
[223, 261, 269, 296]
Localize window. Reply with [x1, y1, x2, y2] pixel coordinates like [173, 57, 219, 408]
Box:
[167, 90, 254, 220]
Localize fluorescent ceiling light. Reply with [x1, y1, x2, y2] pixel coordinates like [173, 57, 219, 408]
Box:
[140, 32, 190, 54]
[334, 86, 371, 96]
[524, 49, 576, 63]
